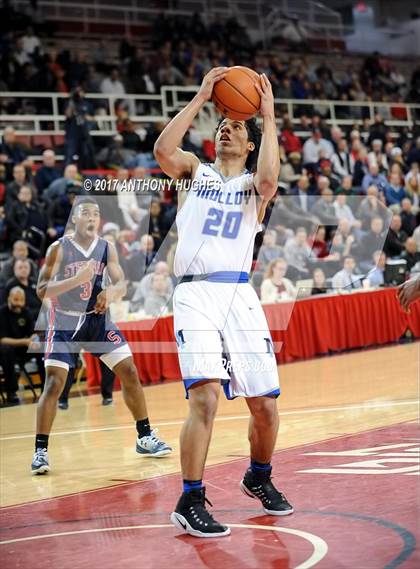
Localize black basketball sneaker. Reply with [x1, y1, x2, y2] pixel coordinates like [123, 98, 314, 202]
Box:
[240, 468, 294, 515]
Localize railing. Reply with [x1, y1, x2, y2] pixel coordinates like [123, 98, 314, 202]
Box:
[1, 88, 419, 138]
[11, 0, 345, 43]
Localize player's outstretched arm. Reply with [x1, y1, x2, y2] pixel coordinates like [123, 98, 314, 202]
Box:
[94, 242, 126, 314]
[154, 67, 228, 179]
[253, 74, 279, 201]
[397, 275, 420, 312]
[36, 241, 95, 301]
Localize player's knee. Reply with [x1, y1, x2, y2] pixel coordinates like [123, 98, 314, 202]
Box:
[43, 373, 66, 399]
[251, 398, 278, 426]
[117, 360, 139, 390]
[190, 385, 219, 424]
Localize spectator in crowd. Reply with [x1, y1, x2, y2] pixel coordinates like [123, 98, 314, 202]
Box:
[413, 225, 420, 251]
[405, 161, 420, 187]
[143, 272, 172, 316]
[48, 185, 79, 237]
[367, 251, 386, 287]
[333, 192, 362, 233]
[6, 185, 49, 246]
[384, 172, 407, 207]
[405, 171, 419, 210]
[1, 258, 41, 321]
[130, 261, 174, 312]
[44, 164, 82, 202]
[113, 168, 148, 231]
[120, 119, 142, 153]
[335, 175, 356, 198]
[100, 67, 126, 96]
[284, 227, 311, 278]
[34, 150, 61, 195]
[358, 217, 385, 263]
[0, 127, 29, 177]
[64, 87, 96, 168]
[279, 147, 300, 190]
[260, 259, 297, 303]
[0, 240, 38, 286]
[96, 134, 135, 169]
[407, 137, 420, 166]
[22, 26, 41, 57]
[383, 214, 407, 257]
[311, 188, 337, 226]
[311, 267, 328, 295]
[125, 234, 155, 282]
[357, 184, 389, 230]
[279, 119, 302, 154]
[331, 138, 354, 178]
[361, 162, 388, 194]
[257, 230, 284, 270]
[368, 139, 388, 172]
[137, 199, 169, 252]
[302, 128, 334, 167]
[332, 256, 362, 290]
[0, 287, 44, 405]
[309, 225, 329, 259]
[290, 174, 315, 213]
[5, 163, 29, 205]
[400, 198, 417, 236]
[368, 114, 388, 145]
[401, 238, 420, 272]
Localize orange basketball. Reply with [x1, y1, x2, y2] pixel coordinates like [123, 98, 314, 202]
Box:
[212, 66, 261, 121]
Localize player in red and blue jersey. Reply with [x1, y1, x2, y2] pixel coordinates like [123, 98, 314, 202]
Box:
[31, 197, 171, 474]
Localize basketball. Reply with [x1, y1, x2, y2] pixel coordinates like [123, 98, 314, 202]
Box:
[212, 66, 261, 121]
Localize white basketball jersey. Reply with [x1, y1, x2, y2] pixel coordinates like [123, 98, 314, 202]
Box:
[174, 163, 261, 277]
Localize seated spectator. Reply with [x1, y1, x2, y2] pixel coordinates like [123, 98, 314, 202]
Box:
[130, 261, 174, 312]
[333, 192, 362, 232]
[49, 185, 80, 237]
[120, 119, 142, 153]
[0, 240, 38, 286]
[383, 214, 408, 257]
[289, 174, 316, 213]
[358, 217, 385, 262]
[311, 188, 337, 226]
[100, 67, 126, 96]
[284, 227, 311, 278]
[6, 185, 49, 246]
[0, 287, 45, 405]
[358, 184, 389, 231]
[335, 175, 356, 198]
[125, 234, 155, 282]
[96, 134, 135, 169]
[303, 128, 334, 167]
[34, 150, 61, 195]
[279, 119, 302, 154]
[114, 168, 147, 231]
[137, 199, 169, 252]
[0, 127, 29, 177]
[367, 139, 388, 172]
[260, 259, 297, 303]
[2, 259, 41, 321]
[405, 172, 419, 211]
[332, 256, 362, 290]
[401, 238, 420, 272]
[367, 251, 386, 287]
[44, 164, 82, 202]
[384, 172, 407, 207]
[311, 267, 328, 295]
[279, 147, 300, 190]
[5, 163, 29, 205]
[257, 230, 284, 270]
[361, 162, 388, 194]
[309, 226, 329, 259]
[317, 159, 340, 192]
[400, 198, 417, 236]
[331, 138, 354, 178]
[143, 272, 172, 317]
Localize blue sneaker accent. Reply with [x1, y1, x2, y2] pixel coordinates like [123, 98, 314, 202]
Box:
[31, 448, 50, 475]
[136, 429, 172, 457]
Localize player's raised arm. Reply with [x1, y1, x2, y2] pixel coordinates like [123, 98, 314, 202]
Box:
[94, 242, 126, 314]
[253, 74, 279, 201]
[36, 241, 95, 301]
[154, 67, 228, 179]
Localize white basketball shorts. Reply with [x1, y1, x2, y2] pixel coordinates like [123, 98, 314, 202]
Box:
[173, 280, 280, 399]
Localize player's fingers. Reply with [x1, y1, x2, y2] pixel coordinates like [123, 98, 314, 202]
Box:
[254, 81, 264, 96]
[262, 73, 271, 87]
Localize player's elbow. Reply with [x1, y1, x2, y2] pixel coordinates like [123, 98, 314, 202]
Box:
[153, 139, 169, 161]
[256, 179, 278, 200]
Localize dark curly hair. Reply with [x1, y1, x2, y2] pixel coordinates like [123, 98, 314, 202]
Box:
[215, 117, 262, 173]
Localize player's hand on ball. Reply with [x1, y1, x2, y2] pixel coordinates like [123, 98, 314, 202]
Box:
[255, 73, 275, 118]
[198, 67, 229, 102]
[76, 259, 95, 285]
[397, 277, 420, 312]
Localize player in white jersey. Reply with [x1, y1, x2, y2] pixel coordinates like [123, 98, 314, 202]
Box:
[154, 67, 293, 538]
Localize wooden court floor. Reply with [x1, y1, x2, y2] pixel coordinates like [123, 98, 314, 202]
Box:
[1, 342, 418, 508]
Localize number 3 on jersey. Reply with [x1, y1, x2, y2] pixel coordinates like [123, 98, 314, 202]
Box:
[202, 208, 243, 239]
[80, 281, 92, 300]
